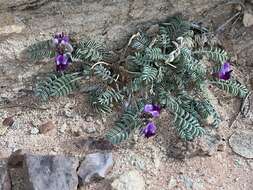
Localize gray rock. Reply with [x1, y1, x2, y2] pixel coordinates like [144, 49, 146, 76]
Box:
[30, 127, 39, 135]
[58, 123, 67, 134]
[229, 130, 253, 158]
[23, 154, 79, 190]
[85, 126, 96, 134]
[78, 152, 113, 184]
[0, 160, 11, 190]
[111, 170, 145, 190]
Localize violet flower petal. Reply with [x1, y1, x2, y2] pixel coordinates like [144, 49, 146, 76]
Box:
[144, 104, 161, 117]
[141, 122, 156, 138]
[222, 62, 231, 73]
[55, 54, 70, 71]
[144, 104, 154, 112]
[214, 61, 233, 80]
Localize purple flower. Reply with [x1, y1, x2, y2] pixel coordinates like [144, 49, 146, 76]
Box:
[53, 32, 69, 46]
[140, 122, 156, 138]
[55, 53, 71, 71]
[213, 62, 233, 80]
[144, 104, 161, 117]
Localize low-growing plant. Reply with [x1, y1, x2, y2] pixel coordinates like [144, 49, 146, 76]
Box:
[30, 16, 249, 144]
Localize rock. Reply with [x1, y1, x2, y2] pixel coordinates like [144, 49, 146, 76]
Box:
[0, 160, 11, 190]
[2, 116, 14, 127]
[168, 176, 177, 189]
[63, 109, 75, 118]
[243, 11, 253, 27]
[169, 130, 225, 159]
[0, 125, 8, 136]
[30, 127, 39, 135]
[11, 120, 21, 129]
[8, 149, 26, 168]
[111, 170, 145, 190]
[39, 121, 56, 134]
[23, 154, 79, 190]
[59, 123, 67, 133]
[78, 152, 113, 184]
[229, 130, 253, 158]
[84, 126, 96, 134]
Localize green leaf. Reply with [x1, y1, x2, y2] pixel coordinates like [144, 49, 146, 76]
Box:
[210, 79, 249, 98]
[35, 73, 81, 101]
[106, 109, 141, 144]
[74, 40, 106, 62]
[27, 40, 55, 61]
[193, 47, 228, 64]
[160, 16, 190, 40]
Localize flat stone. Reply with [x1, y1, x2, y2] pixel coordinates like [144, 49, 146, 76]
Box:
[229, 130, 253, 158]
[23, 154, 79, 190]
[111, 170, 145, 190]
[0, 160, 11, 190]
[84, 126, 96, 134]
[78, 152, 113, 184]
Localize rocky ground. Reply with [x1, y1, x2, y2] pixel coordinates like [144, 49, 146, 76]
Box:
[0, 0, 253, 190]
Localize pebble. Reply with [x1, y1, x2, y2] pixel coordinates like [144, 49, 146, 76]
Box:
[64, 109, 75, 118]
[85, 126, 96, 134]
[59, 123, 67, 133]
[0, 125, 8, 136]
[2, 116, 14, 126]
[30, 127, 39, 135]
